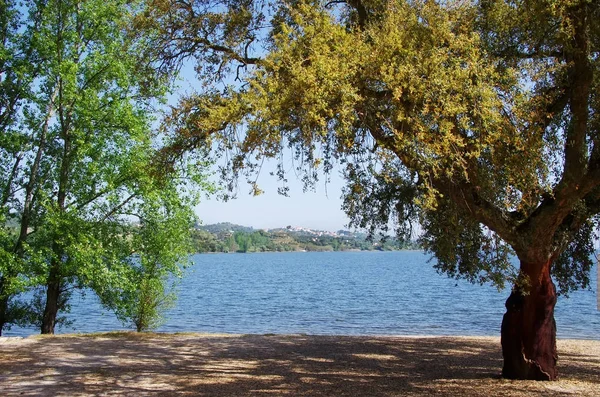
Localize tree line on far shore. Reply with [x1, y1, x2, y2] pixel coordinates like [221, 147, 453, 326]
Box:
[191, 223, 420, 253]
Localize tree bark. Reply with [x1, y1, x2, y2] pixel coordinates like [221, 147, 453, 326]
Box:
[41, 266, 61, 334]
[41, 71, 70, 335]
[0, 292, 7, 336]
[501, 260, 558, 380]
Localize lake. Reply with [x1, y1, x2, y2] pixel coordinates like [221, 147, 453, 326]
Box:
[4, 251, 599, 339]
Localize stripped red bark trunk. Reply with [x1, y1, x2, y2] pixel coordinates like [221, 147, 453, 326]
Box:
[501, 260, 558, 380]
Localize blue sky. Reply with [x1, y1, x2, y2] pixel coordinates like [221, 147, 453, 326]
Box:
[195, 161, 351, 231]
[174, 61, 352, 231]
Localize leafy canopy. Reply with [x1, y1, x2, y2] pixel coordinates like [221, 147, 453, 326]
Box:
[0, 0, 207, 333]
[146, 0, 600, 293]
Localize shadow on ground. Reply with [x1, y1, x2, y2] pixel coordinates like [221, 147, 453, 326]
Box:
[0, 334, 598, 396]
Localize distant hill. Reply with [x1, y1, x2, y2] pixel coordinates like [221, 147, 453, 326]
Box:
[196, 222, 255, 235]
[190, 223, 420, 253]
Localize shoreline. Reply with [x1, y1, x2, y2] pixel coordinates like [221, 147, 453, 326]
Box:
[4, 330, 600, 341]
[1, 332, 598, 396]
[3, 329, 600, 341]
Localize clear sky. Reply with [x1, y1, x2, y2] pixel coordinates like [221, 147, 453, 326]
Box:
[174, 63, 352, 232]
[194, 161, 352, 231]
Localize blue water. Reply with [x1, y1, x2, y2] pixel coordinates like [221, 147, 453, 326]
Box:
[4, 251, 599, 339]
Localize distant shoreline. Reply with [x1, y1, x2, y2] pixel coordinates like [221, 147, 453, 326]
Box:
[193, 248, 425, 254]
[192, 223, 421, 253]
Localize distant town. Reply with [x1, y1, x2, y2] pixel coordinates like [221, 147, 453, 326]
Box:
[191, 222, 420, 253]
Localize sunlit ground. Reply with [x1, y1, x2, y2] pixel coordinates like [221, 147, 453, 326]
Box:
[1, 333, 598, 396]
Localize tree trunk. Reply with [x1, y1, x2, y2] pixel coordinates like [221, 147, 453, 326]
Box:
[0, 294, 7, 336]
[501, 260, 558, 380]
[41, 267, 61, 334]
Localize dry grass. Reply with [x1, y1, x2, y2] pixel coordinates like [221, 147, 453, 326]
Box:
[0, 333, 598, 396]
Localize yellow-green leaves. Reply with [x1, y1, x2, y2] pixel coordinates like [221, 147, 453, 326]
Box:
[253, 2, 363, 145]
[219, 0, 541, 211]
[159, 0, 598, 292]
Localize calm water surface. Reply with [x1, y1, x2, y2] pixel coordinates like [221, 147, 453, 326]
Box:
[5, 251, 599, 338]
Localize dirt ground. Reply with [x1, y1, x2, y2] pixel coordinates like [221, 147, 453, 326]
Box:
[0, 333, 598, 396]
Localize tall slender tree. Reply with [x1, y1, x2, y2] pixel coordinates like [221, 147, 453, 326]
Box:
[0, 0, 201, 335]
[0, 0, 47, 334]
[144, 0, 600, 380]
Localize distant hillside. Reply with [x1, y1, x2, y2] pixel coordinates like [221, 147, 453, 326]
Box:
[196, 222, 255, 235]
[190, 223, 420, 253]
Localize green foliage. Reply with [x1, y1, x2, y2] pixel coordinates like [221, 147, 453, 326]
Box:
[152, 0, 600, 295]
[552, 217, 598, 297]
[0, 0, 204, 334]
[190, 223, 418, 253]
[342, 158, 418, 242]
[420, 196, 516, 290]
[131, 273, 176, 332]
[9, 287, 74, 330]
[191, 229, 224, 253]
[101, 188, 195, 332]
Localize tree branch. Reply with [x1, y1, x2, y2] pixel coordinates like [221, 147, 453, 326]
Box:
[347, 0, 368, 29]
[101, 193, 137, 222]
[556, 5, 592, 192]
[436, 178, 519, 248]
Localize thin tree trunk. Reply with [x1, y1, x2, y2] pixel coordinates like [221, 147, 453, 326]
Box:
[1, 154, 22, 207]
[0, 292, 7, 336]
[41, 265, 61, 334]
[2, 88, 59, 336]
[41, 67, 71, 334]
[501, 260, 558, 380]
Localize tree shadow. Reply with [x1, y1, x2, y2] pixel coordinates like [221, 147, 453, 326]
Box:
[0, 333, 597, 396]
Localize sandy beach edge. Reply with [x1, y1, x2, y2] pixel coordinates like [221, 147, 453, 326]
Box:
[1, 332, 598, 396]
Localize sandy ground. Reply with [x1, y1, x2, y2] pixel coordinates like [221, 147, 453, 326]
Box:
[0, 333, 598, 396]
